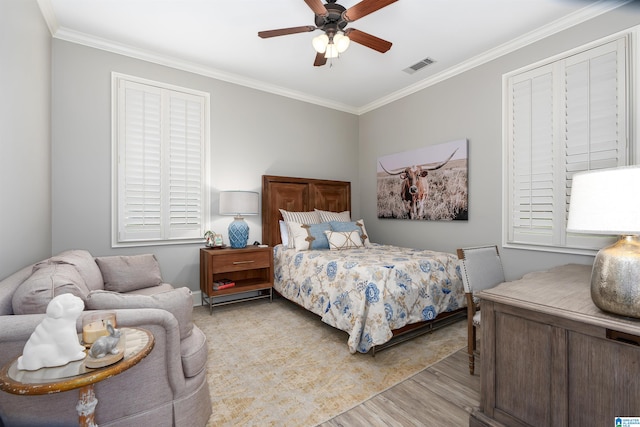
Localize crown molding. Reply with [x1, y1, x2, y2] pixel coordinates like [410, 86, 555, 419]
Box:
[37, 0, 58, 35]
[357, 0, 630, 114]
[38, 0, 627, 116]
[50, 26, 359, 115]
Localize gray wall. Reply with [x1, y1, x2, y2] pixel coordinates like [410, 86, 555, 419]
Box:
[51, 40, 359, 290]
[359, 4, 640, 280]
[4, 2, 640, 287]
[0, 0, 51, 279]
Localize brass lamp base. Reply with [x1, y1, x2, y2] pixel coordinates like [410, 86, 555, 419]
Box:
[591, 235, 640, 318]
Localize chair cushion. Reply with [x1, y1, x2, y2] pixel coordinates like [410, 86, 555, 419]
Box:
[85, 287, 193, 339]
[96, 254, 162, 293]
[12, 263, 90, 315]
[180, 326, 208, 378]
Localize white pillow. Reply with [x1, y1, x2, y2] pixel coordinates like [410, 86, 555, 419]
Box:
[289, 222, 331, 251]
[329, 219, 372, 246]
[279, 210, 321, 248]
[315, 209, 351, 222]
[324, 230, 364, 250]
[278, 220, 289, 247]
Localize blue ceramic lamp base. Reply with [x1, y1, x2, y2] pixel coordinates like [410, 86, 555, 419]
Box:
[228, 217, 249, 249]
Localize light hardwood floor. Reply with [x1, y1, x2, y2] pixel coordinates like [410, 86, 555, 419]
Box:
[318, 348, 480, 427]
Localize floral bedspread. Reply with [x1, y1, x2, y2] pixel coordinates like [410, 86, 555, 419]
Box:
[273, 244, 465, 353]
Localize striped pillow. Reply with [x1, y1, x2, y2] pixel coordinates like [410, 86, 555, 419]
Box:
[279, 210, 321, 248]
[315, 209, 351, 222]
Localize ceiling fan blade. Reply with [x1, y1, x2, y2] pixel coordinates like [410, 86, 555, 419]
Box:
[344, 28, 392, 53]
[258, 25, 316, 38]
[305, 0, 329, 16]
[343, 0, 398, 22]
[314, 52, 327, 67]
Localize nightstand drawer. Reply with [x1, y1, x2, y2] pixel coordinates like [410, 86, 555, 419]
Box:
[210, 250, 271, 273]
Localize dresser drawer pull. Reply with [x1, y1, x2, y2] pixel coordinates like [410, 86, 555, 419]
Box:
[606, 329, 640, 346]
[233, 260, 255, 265]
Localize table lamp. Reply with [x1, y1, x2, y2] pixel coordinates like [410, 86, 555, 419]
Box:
[219, 191, 259, 249]
[567, 166, 640, 318]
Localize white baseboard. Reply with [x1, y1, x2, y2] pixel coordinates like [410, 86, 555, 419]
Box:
[192, 290, 202, 306]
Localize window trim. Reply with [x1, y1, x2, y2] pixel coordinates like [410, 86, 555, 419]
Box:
[111, 72, 211, 248]
[502, 28, 636, 255]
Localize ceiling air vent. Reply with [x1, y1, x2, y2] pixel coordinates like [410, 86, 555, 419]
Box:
[403, 57, 436, 74]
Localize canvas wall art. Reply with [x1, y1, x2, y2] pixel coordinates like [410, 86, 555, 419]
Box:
[377, 139, 468, 221]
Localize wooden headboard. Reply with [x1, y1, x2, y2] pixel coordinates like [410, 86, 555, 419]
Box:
[261, 175, 351, 247]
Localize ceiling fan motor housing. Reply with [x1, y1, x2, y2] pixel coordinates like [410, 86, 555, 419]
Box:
[315, 2, 348, 36]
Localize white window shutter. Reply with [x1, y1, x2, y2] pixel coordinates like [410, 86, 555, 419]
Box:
[509, 65, 556, 246]
[563, 39, 626, 250]
[114, 74, 209, 245]
[118, 81, 163, 242]
[505, 36, 628, 253]
[166, 93, 205, 240]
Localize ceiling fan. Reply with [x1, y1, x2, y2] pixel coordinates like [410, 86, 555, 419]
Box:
[258, 0, 398, 67]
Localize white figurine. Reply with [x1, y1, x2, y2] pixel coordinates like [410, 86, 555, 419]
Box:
[18, 293, 87, 371]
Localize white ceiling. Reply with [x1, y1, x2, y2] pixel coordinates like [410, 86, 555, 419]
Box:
[39, 0, 625, 114]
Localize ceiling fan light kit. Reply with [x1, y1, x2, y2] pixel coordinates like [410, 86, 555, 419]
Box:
[313, 32, 350, 58]
[258, 0, 397, 66]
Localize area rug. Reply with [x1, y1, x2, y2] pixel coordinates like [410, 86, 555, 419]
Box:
[193, 298, 466, 427]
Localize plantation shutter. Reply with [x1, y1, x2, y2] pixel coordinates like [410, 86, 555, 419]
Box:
[118, 81, 163, 242]
[166, 94, 204, 239]
[563, 39, 627, 249]
[116, 76, 208, 244]
[508, 65, 556, 246]
[506, 37, 627, 251]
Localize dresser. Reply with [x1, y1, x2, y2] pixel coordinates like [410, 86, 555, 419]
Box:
[471, 264, 640, 427]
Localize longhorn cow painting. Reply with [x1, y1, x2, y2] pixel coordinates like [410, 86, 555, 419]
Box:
[377, 139, 468, 221]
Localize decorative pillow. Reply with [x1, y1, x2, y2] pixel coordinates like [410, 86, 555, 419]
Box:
[49, 249, 104, 291]
[324, 230, 364, 250]
[95, 254, 163, 293]
[329, 219, 371, 246]
[289, 222, 331, 251]
[315, 209, 351, 222]
[12, 263, 90, 315]
[279, 210, 321, 249]
[85, 287, 194, 339]
[279, 220, 289, 247]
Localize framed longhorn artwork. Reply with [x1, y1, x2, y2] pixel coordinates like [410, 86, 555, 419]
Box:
[377, 139, 468, 221]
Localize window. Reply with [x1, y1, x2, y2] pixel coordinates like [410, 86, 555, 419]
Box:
[112, 73, 210, 246]
[504, 35, 630, 253]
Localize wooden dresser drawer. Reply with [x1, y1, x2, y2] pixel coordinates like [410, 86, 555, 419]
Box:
[210, 249, 271, 273]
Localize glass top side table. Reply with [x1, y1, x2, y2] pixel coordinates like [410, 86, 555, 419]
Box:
[0, 327, 154, 427]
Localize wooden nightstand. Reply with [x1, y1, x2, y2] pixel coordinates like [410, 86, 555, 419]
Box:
[199, 246, 273, 313]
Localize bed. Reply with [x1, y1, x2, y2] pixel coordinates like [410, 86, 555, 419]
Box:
[262, 175, 466, 354]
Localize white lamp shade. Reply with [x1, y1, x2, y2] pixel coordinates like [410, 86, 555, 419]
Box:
[312, 34, 329, 53]
[567, 166, 640, 235]
[219, 191, 259, 216]
[325, 43, 339, 59]
[334, 33, 350, 53]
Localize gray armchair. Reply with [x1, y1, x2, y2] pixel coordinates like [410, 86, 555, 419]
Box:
[0, 250, 211, 426]
[457, 245, 505, 375]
